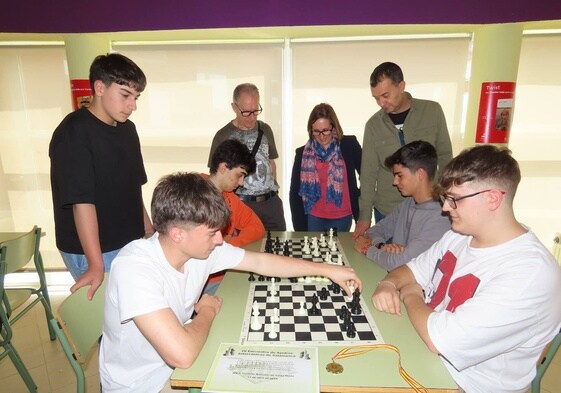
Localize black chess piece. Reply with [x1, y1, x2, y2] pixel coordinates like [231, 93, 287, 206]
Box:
[339, 305, 348, 320]
[319, 287, 328, 301]
[289, 277, 298, 283]
[351, 300, 362, 315]
[332, 283, 341, 294]
[267, 230, 272, 240]
[310, 294, 320, 315]
[342, 312, 352, 329]
[310, 302, 320, 315]
[265, 240, 273, 253]
[248, 272, 256, 281]
[351, 291, 362, 314]
[346, 322, 356, 338]
[258, 274, 265, 281]
[283, 240, 290, 256]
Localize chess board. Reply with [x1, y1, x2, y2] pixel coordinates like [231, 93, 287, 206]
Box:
[261, 235, 348, 264]
[239, 282, 384, 346]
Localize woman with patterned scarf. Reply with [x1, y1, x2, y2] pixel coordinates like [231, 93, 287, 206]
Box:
[289, 103, 362, 232]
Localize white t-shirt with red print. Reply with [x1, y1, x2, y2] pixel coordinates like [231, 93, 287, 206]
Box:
[408, 229, 561, 393]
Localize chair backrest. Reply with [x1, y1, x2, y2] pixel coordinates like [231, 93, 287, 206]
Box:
[55, 275, 108, 363]
[0, 249, 8, 331]
[532, 329, 561, 393]
[553, 233, 561, 265]
[2, 226, 41, 274]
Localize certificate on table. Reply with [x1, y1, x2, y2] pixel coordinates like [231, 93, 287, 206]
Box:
[202, 343, 319, 393]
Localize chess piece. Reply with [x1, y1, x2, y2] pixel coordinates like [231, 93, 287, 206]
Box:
[351, 299, 362, 315]
[319, 287, 328, 301]
[346, 322, 356, 338]
[248, 272, 256, 281]
[298, 301, 307, 316]
[346, 285, 355, 301]
[268, 320, 278, 339]
[312, 245, 320, 257]
[343, 312, 352, 329]
[250, 313, 262, 330]
[283, 240, 290, 256]
[339, 305, 348, 320]
[310, 301, 320, 315]
[351, 290, 362, 314]
[272, 307, 280, 323]
[302, 241, 310, 255]
[310, 294, 320, 315]
[324, 251, 331, 264]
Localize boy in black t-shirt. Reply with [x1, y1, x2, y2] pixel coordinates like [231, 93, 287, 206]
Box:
[49, 53, 153, 299]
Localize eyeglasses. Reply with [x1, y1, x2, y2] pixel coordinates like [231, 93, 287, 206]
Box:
[312, 128, 334, 136]
[439, 189, 505, 209]
[235, 103, 263, 117]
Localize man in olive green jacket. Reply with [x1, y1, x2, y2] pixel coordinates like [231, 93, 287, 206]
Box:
[354, 62, 452, 239]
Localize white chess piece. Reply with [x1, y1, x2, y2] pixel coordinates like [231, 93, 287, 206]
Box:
[324, 251, 331, 264]
[250, 313, 262, 330]
[346, 285, 355, 301]
[312, 245, 320, 257]
[337, 254, 343, 265]
[298, 301, 307, 316]
[331, 241, 338, 252]
[272, 307, 280, 323]
[268, 320, 278, 339]
[252, 301, 260, 316]
[270, 277, 277, 296]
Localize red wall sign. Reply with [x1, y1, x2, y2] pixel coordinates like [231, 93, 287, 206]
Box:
[70, 79, 92, 111]
[475, 81, 516, 144]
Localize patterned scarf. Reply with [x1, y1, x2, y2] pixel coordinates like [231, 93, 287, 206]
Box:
[299, 138, 345, 214]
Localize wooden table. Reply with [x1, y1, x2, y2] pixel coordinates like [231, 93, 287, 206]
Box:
[171, 232, 458, 392]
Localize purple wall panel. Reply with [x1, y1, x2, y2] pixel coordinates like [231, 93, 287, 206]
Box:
[1, 0, 558, 34]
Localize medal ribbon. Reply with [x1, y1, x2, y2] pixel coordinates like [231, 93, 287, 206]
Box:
[330, 344, 428, 393]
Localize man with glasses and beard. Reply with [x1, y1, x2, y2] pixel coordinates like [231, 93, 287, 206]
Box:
[208, 83, 286, 231]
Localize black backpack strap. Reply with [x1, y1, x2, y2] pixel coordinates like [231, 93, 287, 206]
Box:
[251, 122, 264, 157]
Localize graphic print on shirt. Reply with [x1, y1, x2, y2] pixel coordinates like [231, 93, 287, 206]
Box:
[428, 251, 456, 309]
[446, 273, 480, 312]
[427, 250, 480, 312]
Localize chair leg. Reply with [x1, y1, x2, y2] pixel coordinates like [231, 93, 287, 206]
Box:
[5, 342, 37, 392]
[40, 296, 56, 340]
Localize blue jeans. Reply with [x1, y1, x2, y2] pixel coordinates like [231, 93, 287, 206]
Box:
[60, 249, 121, 280]
[374, 208, 386, 223]
[307, 214, 352, 233]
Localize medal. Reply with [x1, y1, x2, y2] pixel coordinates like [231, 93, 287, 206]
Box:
[326, 362, 344, 374]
